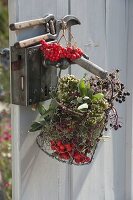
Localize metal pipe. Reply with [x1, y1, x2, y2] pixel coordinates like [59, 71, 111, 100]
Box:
[74, 56, 108, 79]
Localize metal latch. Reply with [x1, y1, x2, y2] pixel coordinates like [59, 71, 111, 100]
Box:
[11, 45, 57, 106]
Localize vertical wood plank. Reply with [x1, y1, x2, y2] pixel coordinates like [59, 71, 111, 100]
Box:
[70, 1, 107, 199]
[70, 0, 128, 199]
[126, 0, 133, 199]
[8, 1, 69, 199]
[105, 0, 127, 199]
[71, 0, 107, 78]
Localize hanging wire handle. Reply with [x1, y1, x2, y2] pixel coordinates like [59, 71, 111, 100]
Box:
[57, 19, 77, 47]
[57, 21, 69, 44]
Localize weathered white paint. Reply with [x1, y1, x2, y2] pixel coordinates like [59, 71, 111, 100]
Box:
[70, 1, 130, 199]
[126, 1, 133, 200]
[9, 1, 70, 200]
[9, 0, 133, 199]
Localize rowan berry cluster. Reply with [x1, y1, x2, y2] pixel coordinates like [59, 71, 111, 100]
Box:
[40, 40, 83, 62]
[50, 140, 91, 164]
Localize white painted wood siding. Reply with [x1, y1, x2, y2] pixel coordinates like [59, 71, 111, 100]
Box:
[9, 0, 133, 199]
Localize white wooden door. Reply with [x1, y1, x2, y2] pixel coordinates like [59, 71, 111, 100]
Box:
[71, 1, 128, 200]
[9, 0, 133, 199]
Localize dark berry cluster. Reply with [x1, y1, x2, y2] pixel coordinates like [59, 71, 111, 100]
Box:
[88, 69, 130, 131]
[108, 70, 130, 104]
[115, 91, 130, 103]
[40, 40, 83, 62]
[104, 121, 122, 131]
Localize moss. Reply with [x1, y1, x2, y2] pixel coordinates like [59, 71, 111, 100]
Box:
[0, 0, 9, 47]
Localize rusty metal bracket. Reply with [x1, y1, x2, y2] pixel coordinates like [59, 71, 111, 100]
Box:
[10, 44, 57, 106]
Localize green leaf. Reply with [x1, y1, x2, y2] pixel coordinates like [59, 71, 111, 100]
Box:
[39, 120, 47, 125]
[77, 103, 88, 110]
[29, 122, 43, 132]
[87, 89, 94, 99]
[92, 93, 104, 100]
[38, 104, 46, 115]
[86, 82, 90, 90]
[41, 108, 54, 118]
[39, 100, 57, 119]
[49, 99, 58, 109]
[78, 79, 86, 97]
[77, 97, 83, 103]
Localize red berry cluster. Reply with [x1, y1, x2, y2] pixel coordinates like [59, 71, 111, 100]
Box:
[40, 40, 83, 62]
[50, 140, 91, 164]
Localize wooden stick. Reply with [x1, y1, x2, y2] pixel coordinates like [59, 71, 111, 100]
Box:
[14, 33, 56, 48]
[10, 18, 45, 30]
[10, 14, 54, 30]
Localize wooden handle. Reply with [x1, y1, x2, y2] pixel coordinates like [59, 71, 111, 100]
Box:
[74, 56, 108, 79]
[10, 18, 45, 30]
[9, 14, 55, 30]
[14, 33, 57, 48]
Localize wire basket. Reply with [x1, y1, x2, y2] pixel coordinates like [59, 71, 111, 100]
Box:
[36, 102, 106, 165]
[30, 70, 130, 166]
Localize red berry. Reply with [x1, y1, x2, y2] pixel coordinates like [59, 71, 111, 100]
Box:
[75, 52, 80, 59]
[50, 140, 55, 146]
[59, 153, 70, 160]
[40, 40, 46, 45]
[85, 157, 91, 163]
[67, 47, 73, 52]
[57, 140, 62, 146]
[73, 151, 80, 159]
[65, 144, 72, 152]
[75, 159, 81, 164]
[74, 154, 82, 163]
[55, 146, 60, 152]
[51, 145, 56, 150]
[77, 48, 83, 54]
[60, 145, 65, 151]
[71, 54, 77, 60]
